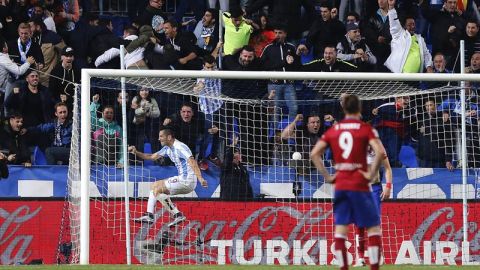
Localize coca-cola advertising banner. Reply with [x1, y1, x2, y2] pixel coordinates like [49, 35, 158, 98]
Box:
[1, 201, 479, 265]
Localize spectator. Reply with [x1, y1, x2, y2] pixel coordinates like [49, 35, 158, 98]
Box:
[281, 113, 328, 175]
[416, 99, 455, 169]
[88, 18, 123, 69]
[297, 2, 345, 59]
[131, 87, 161, 152]
[372, 96, 413, 167]
[95, 25, 150, 69]
[0, 151, 8, 179]
[49, 47, 80, 110]
[462, 19, 480, 67]
[433, 52, 451, 73]
[246, 0, 315, 43]
[25, 102, 72, 165]
[420, 0, 466, 66]
[363, 0, 392, 71]
[0, 113, 31, 166]
[337, 22, 377, 71]
[29, 17, 66, 87]
[302, 45, 358, 72]
[384, 8, 433, 73]
[163, 103, 204, 158]
[222, 45, 264, 99]
[5, 70, 54, 128]
[0, 36, 35, 120]
[90, 94, 124, 167]
[69, 13, 99, 68]
[7, 22, 44, 85]
[261, 24, 301, 126]
[193, 55, 223, 170]
[248, 13, 275, 57]
[222, 6, 255, 55]
[465, 52, 480, 74]
[137, 0, 168, 41]
[193, 9, 220, 56]
[31, 3, 57, 33]
[162, 20, 202, 70]
[52, 0, 80, 42]
[220, 142, 253, 200]
[339, 0, 364, 22]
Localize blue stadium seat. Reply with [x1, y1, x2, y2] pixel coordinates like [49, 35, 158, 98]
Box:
[33, 146, 47, 165]
[143, 143, 154, 166]
[399, 145, 418, 168]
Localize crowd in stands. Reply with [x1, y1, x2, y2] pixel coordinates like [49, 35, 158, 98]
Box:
[1, 0, 480, 171]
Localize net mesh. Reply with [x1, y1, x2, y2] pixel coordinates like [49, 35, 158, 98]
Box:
[66, 74, 479, 265]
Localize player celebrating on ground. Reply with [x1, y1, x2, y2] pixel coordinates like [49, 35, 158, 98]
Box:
[129, 127, 208, 227]
[311, 94, 385, 270]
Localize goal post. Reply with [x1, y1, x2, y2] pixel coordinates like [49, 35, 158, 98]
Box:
[77, 68, 480, 265]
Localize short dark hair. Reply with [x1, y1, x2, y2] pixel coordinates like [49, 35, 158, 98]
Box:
[230, 5, 243, 18]
[160, 126, 175, 138]
[8, 112, 23, 119]
[346, 11, 360, 21]
[55, 102, 68, 111]
[467, 19, 479, 27]
[240, 45, 255, 54]
[402, 15, 416, 27]
[99, 18, 112, 27]
[203, 54, 216, 65]
[124, 26, 138, 36]
[320, 1, 332, 10]
[343, 94, 361, 114]
[164, 19, 179, 29]
[205, 8, 219, 19]
[181, 102, 194, 110]
[30, 16, 46, 30]
[103, 105, 114, 112]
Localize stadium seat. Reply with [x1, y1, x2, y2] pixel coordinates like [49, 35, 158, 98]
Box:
[32, 146, 47, 165]
[143, 143, 154, 166]
[399, 145, 418, 168]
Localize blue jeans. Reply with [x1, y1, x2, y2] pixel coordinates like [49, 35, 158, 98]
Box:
[269, 83, 298, 130]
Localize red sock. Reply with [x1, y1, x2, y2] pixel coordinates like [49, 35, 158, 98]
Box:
[334, 234, 348, 270]
[367, 233, 382, 270]
[356, 227, 366, 259]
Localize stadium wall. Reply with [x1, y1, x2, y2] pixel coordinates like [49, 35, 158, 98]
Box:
[0, 201, 479, 265]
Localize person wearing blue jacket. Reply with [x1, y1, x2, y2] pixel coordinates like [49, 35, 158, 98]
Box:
[26, 102, 72, 165]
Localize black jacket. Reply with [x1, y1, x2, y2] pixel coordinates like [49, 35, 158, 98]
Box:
[222, 51, 266, 99]
[164, 114, 204, 155]
[0, 124, 30, 165]
[246, 0, 315, 40]
[88, 26, 123, 69]
[137, 5, 167, 41]
[260, 41, 300, 71]
[421, 1, 466, 58]
[0, 159, 7, 179]
[5, 85, 54, 127]
[7, 38, 44, 71]
[305, 18, 346, 58]
[220, 147, 253, 200]
[49, 63, 80, 108]
[363, 11, 391, 65]
[302, 58, 357, 72]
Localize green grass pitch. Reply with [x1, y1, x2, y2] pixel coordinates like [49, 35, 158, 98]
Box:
[0, 266, 478, 270]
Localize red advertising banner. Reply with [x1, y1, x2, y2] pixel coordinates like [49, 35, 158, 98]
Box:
[1, 201, 479, 265]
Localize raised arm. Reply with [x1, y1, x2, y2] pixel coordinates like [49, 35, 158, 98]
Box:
[380, 156, 392, 200]
[281, 114, 302, 139]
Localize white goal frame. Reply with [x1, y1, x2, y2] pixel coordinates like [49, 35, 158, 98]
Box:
[79, 68, 480, 265]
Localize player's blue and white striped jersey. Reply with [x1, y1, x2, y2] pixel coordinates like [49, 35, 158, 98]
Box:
[156, 140, 195, 180]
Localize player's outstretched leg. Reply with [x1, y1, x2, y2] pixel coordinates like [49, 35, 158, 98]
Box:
[133, 190, 157, 223]
[156, 193, 185, 227]
[355, 227, 366, 267]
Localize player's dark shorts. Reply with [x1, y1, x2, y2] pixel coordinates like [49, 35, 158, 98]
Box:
[371, 183, 383, 215]
[333, 190, 381, 228]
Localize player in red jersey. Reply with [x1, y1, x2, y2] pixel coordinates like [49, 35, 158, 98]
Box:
[311, 94, 385, 270]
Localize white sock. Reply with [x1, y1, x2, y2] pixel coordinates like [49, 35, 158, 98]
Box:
[147, 191, 156, 214]
[157, 193, 180, 216]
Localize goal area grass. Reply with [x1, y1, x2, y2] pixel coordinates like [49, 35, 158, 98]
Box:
[0, 265, 478, 270]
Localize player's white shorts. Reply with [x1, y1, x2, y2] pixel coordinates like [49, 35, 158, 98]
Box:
[164, 176, 197, 195]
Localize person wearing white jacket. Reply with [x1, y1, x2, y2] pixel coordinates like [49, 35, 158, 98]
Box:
[384, 6, 433, 73]
[0, 37, 35, 120]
